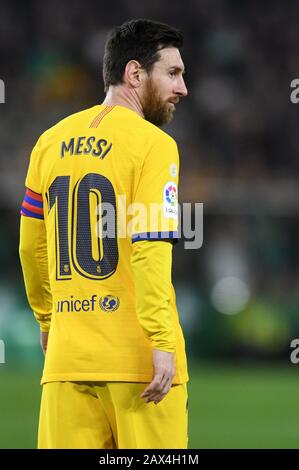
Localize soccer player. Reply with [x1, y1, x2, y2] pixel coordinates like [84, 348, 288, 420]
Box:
[19, 19, 188, 449]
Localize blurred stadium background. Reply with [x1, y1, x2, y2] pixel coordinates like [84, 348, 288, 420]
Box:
[1, 0, 299, 449]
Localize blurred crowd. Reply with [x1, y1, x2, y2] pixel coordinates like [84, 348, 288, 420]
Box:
[0, 0, 299, 362]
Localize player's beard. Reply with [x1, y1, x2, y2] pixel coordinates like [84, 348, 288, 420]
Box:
[141, 77, 174, 127]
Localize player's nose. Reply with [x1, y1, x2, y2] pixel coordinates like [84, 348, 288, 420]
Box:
[175, 76, 188, 97]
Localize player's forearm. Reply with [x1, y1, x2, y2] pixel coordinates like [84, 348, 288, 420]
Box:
[131, 240, 176, 352]
[19, 216, 52, 332]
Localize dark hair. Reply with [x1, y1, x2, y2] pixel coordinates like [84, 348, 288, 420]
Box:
[103, 19, 183, 92]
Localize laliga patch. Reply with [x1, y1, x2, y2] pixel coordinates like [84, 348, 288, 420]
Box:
[99, 295, 120, 312]
[163, 182, 178, 219]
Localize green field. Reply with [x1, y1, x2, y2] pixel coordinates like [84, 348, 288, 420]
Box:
[0, 363, 299, 449]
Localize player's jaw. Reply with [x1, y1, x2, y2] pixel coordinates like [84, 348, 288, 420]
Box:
[141, 77, 178, 127]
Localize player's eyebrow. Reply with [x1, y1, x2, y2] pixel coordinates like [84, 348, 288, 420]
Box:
[168, 66, 185, 75]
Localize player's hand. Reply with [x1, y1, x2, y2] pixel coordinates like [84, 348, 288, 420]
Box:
[140, 349, 175, 405]
[40, 331, 49, 355]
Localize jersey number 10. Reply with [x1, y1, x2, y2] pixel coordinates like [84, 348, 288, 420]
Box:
[47, 173, 119, 281]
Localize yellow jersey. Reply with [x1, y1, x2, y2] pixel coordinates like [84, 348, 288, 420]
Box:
[20, 104, 188, 384]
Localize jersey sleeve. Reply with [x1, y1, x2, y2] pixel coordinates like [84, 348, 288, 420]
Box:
[130, 134, 180, 243]
[20, 137, 51, 332]
[19, 216, 52, 332]
[131, 240, 175, 352]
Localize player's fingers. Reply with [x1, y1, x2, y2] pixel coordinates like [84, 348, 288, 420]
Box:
[140, 374, 164, 398]
[153, 386, 171, 404]
[146, 384, 171, 404]
[152, 379, 173, 404]
[140, 382, 161, 398]
[142, 375, 172, 402]
[141, 364, 175, 400]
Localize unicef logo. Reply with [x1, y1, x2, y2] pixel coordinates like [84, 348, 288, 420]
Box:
[99, 295, 120, 312]
[165, 184, 177, 206]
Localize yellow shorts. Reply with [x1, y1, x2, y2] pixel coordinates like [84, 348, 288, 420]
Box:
[38, 381, 188, 449]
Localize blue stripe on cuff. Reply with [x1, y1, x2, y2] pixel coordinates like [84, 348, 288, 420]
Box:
[24, 195, 43, 208]
[132, 231, 179, 243]
[21, 207, 44, 220]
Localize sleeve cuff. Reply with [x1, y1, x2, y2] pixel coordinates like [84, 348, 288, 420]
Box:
[132, 231, 179, 243]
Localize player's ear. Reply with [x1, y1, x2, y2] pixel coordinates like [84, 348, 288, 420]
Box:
[124, 60, 143, 88]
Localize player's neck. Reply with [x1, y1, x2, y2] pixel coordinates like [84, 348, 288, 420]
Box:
[102, 86, 144, 119]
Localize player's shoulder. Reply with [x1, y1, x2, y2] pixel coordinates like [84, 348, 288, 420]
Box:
[107, 106, 178, 160]
[137, 116, 177, 148]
